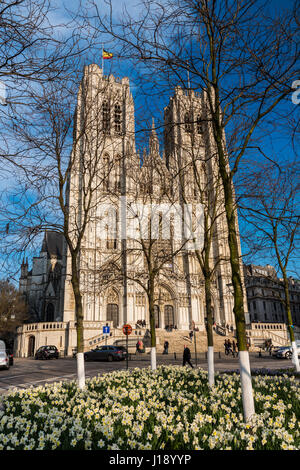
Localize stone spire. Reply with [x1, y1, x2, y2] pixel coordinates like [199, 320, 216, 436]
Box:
[142, 147, 147, 163]
[20, 257, 28, 278]
[149, 117, 159, 155]
[41, 231, 48, 255]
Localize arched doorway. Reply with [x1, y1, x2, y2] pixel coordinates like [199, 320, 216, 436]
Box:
[164, 305, 174, 328]
[107, 304, 119, 328]
[27, 335, 35, 357]
[45, 303, 54, 322]
[154, 305, 160, 328]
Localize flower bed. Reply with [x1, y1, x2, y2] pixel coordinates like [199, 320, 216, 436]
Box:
[0, 366, 299, 450]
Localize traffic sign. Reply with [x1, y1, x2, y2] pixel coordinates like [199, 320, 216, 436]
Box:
[103, 325, 110, 335]
[123, 324, 132, 335]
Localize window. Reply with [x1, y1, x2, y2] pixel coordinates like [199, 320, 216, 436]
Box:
[196, 114, 203, 134]
[103, 155, 110, 191]
[184, 112, 192, 133]
[107, 304, 119, 328]
[114, 103, 122, 134]
[102, 101, 110, 133]
[115, 156, 121, 191]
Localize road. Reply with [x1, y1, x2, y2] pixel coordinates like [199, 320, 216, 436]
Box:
[0, 352, 294, 395]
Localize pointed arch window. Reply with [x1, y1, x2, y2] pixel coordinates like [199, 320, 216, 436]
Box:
[197, 114, 203, 134]
[115, 155, 122, 192]
[114, 103, 122, 134]
[106, 210, 118, 250]
[184, 112, 192, 133]
[103, 154, 110, 191]
[102, 100, 110, 133]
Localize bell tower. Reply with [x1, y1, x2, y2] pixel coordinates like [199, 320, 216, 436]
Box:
[63, 65, 139, 325]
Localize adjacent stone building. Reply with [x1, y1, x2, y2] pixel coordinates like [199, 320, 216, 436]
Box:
[244, 264, 300, 326]
[15, 64, 248, 357]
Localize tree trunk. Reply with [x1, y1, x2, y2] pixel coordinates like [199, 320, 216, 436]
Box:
[204, 275, 215, 387]
[283, 275, 300, 372]
[148, 276, 157, 370]
[214, 126, 255, 421]
[71, 253, 86, 389]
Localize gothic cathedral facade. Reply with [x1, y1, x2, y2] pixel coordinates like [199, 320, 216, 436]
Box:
[16, 64, 248, 357]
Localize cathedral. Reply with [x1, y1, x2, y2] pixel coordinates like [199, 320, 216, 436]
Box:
[15, 64, 248, 357]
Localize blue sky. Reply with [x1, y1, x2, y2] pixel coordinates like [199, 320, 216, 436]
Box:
[0, 0, 299, 281]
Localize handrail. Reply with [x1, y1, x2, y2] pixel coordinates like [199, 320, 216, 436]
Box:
[215, 324, 226, 336]
[248, 328, 288, 346]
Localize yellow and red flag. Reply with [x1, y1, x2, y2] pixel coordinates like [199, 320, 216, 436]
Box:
[103, 49, 113, 59]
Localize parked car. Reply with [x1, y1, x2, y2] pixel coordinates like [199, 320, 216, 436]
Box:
[117, 346, 129, 358]
[84, 345, 127, 362]
[35, 345, 59, 360]
[273, 344, 300, 359]
[0, 350, 10, 370]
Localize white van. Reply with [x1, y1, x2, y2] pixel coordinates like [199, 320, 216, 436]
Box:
[0, 340, 10, 370]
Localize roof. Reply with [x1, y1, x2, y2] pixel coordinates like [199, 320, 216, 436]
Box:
[41, 231, 64, 259]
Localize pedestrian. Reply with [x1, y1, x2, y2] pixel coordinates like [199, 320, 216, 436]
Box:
[224, 339, 229, 355]
[136, 341, 140, 353]
[269, 340, 273, 355]
[183, 345, 194, 368]
[232, 340, 237, 357]
[227, 339, 232, 355]
[163, 340, 169, 354]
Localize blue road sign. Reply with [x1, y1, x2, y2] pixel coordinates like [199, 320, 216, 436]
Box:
[103, 325, 110, 335]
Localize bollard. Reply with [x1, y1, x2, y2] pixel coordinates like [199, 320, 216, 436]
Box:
[219, 352, 221, 359]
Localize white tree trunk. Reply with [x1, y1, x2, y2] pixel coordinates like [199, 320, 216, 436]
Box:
[151, 347, 157, 370]
[207, 346, 215, 387]
[239, 350, 255, 422]
[77, 352, 86, 389]
[291, 341, 300, 372]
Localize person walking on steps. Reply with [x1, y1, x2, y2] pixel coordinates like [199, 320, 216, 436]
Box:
[183, 345, 194, 368]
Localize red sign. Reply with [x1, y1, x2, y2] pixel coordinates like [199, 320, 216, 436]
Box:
[123, 324, 132, 335]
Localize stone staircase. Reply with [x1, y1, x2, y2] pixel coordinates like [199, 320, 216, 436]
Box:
[84, 326, 239, 354]
[154, 328, 238, 354]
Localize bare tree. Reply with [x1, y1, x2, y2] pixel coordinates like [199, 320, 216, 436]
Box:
[81, 0, 299, 421]
[0, 279, 28, 343]
[0, 64, 124, 388]
[240, 161, 300, 371]
[177, 134, 231, 387]
[98, 122, 192, 370]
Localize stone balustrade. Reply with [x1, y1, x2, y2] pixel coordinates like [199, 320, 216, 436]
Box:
[248, 322, 287, 331]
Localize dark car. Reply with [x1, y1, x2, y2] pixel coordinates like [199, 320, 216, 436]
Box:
[35, 345, 59, 360]
[84, 345, 127, 362]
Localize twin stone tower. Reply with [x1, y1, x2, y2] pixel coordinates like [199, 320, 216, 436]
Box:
[17, 64, 248, 357]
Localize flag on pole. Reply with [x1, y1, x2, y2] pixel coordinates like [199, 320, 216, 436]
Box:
[103, 50, 113, 59]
